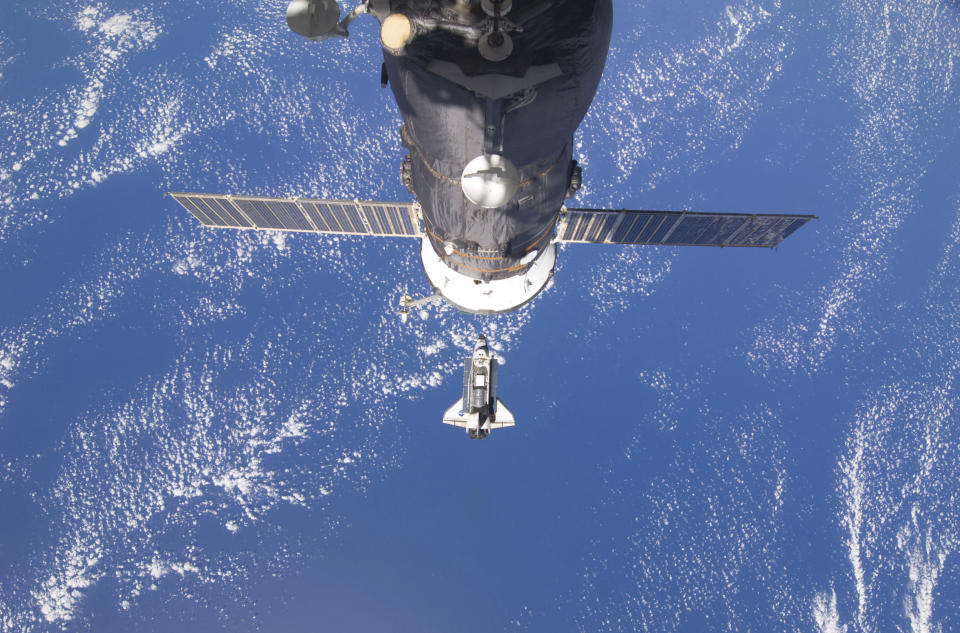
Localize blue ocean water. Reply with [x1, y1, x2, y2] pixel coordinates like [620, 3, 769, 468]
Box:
[1, 1, 959, 632]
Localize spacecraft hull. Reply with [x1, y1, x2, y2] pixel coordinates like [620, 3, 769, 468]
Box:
[384, 0, 613, 283]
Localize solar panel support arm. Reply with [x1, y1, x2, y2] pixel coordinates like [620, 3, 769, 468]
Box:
[552, 205, 569, 244]
[335, 2, 369, 37]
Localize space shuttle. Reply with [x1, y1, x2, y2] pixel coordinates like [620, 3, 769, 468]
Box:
[442, 335, 514, 439]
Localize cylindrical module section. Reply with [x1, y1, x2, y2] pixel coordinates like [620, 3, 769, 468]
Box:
[382, 0, 613, 288]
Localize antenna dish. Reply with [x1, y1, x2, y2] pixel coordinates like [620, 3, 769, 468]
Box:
[478, 31, 513, 62]
[461, 154, 520, 209]
[380, 13, 414, 55]
[481, 0, 513, 17]
[286, 0, 341, 40]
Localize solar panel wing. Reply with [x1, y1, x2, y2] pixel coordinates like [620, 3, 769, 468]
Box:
[558, 208, 815, 248]
[231, 198, 286, 230]
[170, 193, 255, 229]
[248, 198, 312, 231]
[169, 193, 422, 237]
[392, 204, 420, 236]
[329, 200, 369, 234]
[358, 203, 421, 237]
[211, 198, 253, 228]
[300, 201, 342, 232]
[170, 193, 218, 226]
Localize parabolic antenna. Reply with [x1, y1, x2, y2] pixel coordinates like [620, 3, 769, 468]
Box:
[460, 154, 520, 208]
[380, 13, 414, 55]
[286, 0, 341, 40]
[481, 0, 514, 17]
[478, 30, 514, 62]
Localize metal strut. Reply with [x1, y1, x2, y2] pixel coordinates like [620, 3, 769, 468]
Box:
[398, 292, 442, 322]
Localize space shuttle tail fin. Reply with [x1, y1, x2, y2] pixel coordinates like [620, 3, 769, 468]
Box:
[490, 399, 515, 429]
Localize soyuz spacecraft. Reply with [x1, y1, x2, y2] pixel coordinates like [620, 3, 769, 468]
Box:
[169, 0, 815, 437]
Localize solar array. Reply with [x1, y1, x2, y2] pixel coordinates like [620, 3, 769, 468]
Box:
[557, 208, 816, 248]
[169, 193, 422, 238]
[170, 195, 814, 248]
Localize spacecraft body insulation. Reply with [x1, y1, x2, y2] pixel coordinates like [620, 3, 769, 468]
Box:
[382, 0, 613, 311]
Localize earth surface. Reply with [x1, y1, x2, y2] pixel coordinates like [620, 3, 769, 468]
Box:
[1, 1, 960, 632]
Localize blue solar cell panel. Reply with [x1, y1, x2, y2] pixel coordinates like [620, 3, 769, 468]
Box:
[563, 210, 613, 242]
[638, 213, 672, 243]
[782, 217, 808, 240]
[360, 204, 383, 233]
[217, 199, 252, 227]
[664, 215, 716, 244]
[711, 215, 751, 245]
[366, 203, 407, 235]
[559, 208, 815, 247]
[368, 203, 417, 236]
[738, 217, 780, 247]
[610, 212, 649, 243]
[172, 194, 216, 226]
[170, 193, 420, 238]
[569, 212, 591, 241]
[195, 198, 232, 226]
[232, 198, 282, 229]
[300, 202, 332, 232]
[385, 206, 403, 235]
[316, 202, 345, 232]
[387, 206, 407, 235]
[172, 195, 254, 228]
[557, 214, 577, 241]
[263, 200, 312, 231]
[394, 205, 418, 236]
[587, 213, 619, 242]
[569, 213, 589, 241]
[649, 215, 679, 243]
[330, 202, 368, 234]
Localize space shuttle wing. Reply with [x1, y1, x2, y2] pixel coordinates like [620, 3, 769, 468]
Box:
[490, 399, 515, 429]
[443, 398, 470, 429]
[556, 208, 816, 248]
[169, 192, 422, 238]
